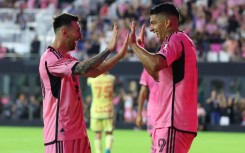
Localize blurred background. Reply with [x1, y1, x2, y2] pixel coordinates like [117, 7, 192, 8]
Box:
[0, 0, 245, 133]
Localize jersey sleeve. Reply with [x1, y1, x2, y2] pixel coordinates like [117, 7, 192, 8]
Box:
[47, 57, 78, 77]
[157, 34, 183, 66]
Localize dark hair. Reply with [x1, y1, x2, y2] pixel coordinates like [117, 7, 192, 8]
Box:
[53, 13, 79, 33]
[150, 2, 179, 19]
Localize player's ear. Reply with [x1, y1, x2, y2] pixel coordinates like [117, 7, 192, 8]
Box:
[165, 18, 171, 28]
[61, 27, 68, 38]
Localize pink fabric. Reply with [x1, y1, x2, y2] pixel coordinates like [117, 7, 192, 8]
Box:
[151, 128, 195, 153]
[195, 17, 205, 33]
[173, 0, 183, 8]
[45, 138, 91, 153]
[206, 22, 218, 34]
[210, 43, 222, 52]
[156, 32, 198, 133]
[27, 0, 35, 8]
[227, 0, 245, 7]
[39, 46, 88, 144]
[0, 46, 7, 59]
[139, 69, 159, 135]
[40, 0, 57, 9]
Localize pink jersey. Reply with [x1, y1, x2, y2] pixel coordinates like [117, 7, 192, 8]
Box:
[139, 69, 158, 134]
[39, 46, 88, 145]
[155, 31, 198, 133]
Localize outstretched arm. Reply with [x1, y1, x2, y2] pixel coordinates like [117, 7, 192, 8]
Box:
[135, 85, 148, 128]
[72, 23, 118, 75]
[84, 34, 129, 78]
[129, 22, 167, 81]
[72, 49, 110, 75]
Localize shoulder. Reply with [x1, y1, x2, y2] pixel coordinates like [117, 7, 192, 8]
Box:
[167, 31, 187, 43]
[40, 46, 64, 62]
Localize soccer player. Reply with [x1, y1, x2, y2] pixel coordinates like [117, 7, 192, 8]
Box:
[87, 72, 115, 153]
[136, 69, 159, 136]
[39, 13, 129, 153]
[129, 3, 198, 153]
[135, 25, 159, 137]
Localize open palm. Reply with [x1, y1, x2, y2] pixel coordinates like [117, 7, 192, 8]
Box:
[107, 23, 118, 52]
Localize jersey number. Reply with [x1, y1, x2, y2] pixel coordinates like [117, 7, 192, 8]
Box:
[95, 85, 113, 99]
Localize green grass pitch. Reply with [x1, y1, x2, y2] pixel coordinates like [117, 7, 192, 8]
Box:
[0, 126, 244, 153]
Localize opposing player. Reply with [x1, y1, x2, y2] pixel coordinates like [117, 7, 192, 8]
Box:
[129, 3, 198, 153]
[39, 13, 129, 153]
[87, 72, 115, 153]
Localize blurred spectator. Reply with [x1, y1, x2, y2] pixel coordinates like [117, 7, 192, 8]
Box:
[114, 80, 125, 122]
[223, 33, 240, 61]
[15, 8, 28, 30]
[28, 94, 41, 119]
[123, 91, 136, 123]
[206, 90, 220, 125]
[12, 92, 28, 119]
[85, 32, 101, 57]
[145, 37, 159, 53]
[40, 0, 57, 9]
[83, 95, 91, 123]
[198, 103, 206, 130]
[219, 95, 230, 126]
[27, 0, 40, 9]
[30, 35, 41, 59]
[1, 94, 12, 119]
[242, 110, 245, 126]
[0, 43, 8, 59]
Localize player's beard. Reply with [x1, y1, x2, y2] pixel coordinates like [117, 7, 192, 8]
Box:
[69, 40, 76, 51]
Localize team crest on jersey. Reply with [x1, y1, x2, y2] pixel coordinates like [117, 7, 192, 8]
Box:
[60, 128, 65, 133]
[158, 138, 166, 152]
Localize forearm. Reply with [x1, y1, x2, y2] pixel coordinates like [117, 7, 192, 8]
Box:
[72, 49, 110, 75]
[137, 99, 144, 115]
[84, 52, 123, 77]
[137, 88, 147, 115]
[130, 44, 159, 80]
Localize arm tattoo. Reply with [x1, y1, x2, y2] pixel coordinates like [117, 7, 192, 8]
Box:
[73, 49, 110, 75]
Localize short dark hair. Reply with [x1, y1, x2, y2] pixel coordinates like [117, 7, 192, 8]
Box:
[53, 13, 79, 33]
[150, 2, 179, 19]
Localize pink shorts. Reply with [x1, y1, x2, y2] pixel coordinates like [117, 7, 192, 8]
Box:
[45, 137, 91, 153]
[151, 127, 195, 153]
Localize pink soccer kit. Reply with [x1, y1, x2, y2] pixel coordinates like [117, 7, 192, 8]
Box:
[139, 69, 158, 135]
[152, 32, 198, 153]
[39, 46, 91, 153]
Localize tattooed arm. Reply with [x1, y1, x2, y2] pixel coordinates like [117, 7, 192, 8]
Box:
[72, 23, 119, 76]
[82, 34, 129, 78]
[72, 49, 110, 75]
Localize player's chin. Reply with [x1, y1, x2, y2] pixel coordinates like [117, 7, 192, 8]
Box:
[158, 37, 164, 42]
[70, 45, 76, 51]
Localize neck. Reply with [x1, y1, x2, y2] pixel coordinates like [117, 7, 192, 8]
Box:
[52, 39, 68, 55]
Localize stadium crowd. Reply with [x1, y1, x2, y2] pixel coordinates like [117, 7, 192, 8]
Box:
[0, 0, 245, 130]
[0, 0, 245, 62]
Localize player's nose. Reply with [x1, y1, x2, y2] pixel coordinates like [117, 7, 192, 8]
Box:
[78, 33, 83, 40]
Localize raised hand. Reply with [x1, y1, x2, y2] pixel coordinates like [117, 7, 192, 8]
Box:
[137, 24, 146, 47]
[129, 21, 137, 45]
[107, 23, 118, 52]
[118, 34, 129, 57]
